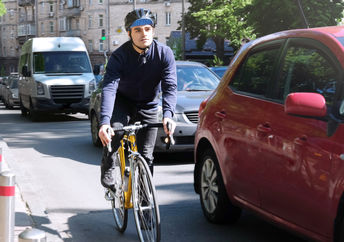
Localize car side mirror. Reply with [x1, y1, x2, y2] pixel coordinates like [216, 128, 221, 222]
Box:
[285, 92, 338, 137]
[285, 92, 327, 117]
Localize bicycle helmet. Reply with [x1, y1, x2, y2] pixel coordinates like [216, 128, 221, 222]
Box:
[125, 8, 156, 31]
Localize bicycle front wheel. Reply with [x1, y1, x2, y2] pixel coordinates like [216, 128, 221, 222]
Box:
[131, 155, 161, 242]
[111, 152, 128, 233]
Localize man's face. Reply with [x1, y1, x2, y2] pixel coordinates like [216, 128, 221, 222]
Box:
[129, 24, 154, 50]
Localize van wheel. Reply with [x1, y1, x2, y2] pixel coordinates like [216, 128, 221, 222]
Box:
[91, 113, 102, 147]
[20, 97, 28, 116]
[198, 149, 241, 224]
[29, 100, 40, 121]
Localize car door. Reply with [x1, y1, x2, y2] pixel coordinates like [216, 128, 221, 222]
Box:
[259, 38, 341, 237]
[219, 41, 284, 206]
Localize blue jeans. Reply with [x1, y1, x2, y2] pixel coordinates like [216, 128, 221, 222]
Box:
[101, 94, 158, 176]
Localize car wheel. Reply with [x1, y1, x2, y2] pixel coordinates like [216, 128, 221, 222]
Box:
[198, 149, 241, 224]
[91, 113, 102, 147]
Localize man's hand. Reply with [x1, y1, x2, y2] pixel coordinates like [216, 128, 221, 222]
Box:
[163, 117, 176, 135]
[98, 124, 114, 147]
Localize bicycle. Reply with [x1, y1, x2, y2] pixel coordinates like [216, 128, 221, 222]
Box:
[104, 121, 174, 242]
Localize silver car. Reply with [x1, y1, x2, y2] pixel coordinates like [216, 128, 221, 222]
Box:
[89, 61, 219, 152]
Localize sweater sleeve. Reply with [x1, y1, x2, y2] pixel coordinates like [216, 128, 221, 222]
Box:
[161, 47, 177, 119]
[100, 51, 122, 126]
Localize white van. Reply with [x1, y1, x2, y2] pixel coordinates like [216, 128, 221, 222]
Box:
[18, 37, 96, 120]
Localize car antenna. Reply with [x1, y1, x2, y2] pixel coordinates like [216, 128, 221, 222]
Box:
[296, 0, 309, 28]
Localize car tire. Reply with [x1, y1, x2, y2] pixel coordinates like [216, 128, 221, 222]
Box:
[91, 113, 102, 147]
[198, 149, 241, 224]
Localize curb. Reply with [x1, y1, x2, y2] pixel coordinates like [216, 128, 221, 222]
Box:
[0, 139, 34, 242]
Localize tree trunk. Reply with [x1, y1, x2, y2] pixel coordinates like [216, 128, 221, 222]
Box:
[214, 37, 225, 63]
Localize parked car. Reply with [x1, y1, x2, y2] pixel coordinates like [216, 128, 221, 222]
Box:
[209, 66, 227, 78]
[2, 73, 19, 109]
[0, 76, 8, 101]
[89, 61, 220, 152]
[194, 26, 344, 242]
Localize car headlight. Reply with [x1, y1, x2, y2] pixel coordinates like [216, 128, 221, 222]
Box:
[89, 79, 96, 94]
[36, 82, 44, 95]
[12, 93, 18, 98]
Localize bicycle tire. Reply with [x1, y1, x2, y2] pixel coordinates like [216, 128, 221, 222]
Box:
[111, 152, 128, 233]
[131, 155, 161, 242]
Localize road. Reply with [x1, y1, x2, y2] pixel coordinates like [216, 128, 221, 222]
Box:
[0, 102, 308, 241]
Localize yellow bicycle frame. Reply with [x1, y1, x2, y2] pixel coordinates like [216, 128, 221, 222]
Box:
[119, 133, 138, 209]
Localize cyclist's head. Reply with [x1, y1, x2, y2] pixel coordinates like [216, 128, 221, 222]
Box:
[125, 8, 156, 51]
[125, 8, 156, 32]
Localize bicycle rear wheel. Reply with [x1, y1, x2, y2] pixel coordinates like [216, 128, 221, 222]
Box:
[111, 152, 128, 233]
[131, 155, 161, 242]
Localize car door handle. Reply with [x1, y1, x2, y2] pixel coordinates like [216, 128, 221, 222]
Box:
[294, 135, 307, 145]
[215, 111, 226, 119]
[257, 123, 271, 133]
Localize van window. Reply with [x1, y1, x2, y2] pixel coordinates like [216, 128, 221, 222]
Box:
[33, 51, 92, 74]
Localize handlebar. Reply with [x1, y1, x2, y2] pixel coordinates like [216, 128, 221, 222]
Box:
[107, 121, 175, 152]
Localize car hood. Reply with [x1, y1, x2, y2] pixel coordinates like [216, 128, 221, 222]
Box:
[32, 73, 94, 85]
[175, 90, 213, 112]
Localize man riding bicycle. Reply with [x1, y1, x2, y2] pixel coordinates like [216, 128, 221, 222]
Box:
[98, 8, 177, 190]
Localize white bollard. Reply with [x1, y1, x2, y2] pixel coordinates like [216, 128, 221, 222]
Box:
[0, 147, 3, 173]
[0, 171, 15, 242]
[19, 228, 46, 242]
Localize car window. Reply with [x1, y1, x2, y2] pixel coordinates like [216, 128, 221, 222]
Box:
[277, 45, 338, 106]
[229, 47, 280, 97]
[176, 65, 219, 91]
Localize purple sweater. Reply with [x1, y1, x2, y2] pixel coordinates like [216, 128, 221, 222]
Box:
[100, 40, 177, 126]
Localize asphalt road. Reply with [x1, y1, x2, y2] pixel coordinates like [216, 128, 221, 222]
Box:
[0, 102, 308, 242]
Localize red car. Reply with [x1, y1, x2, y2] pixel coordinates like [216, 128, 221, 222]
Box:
[194, 26, 344, 242]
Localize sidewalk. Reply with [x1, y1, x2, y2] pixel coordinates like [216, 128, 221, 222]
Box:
[0, 139, 35, 241]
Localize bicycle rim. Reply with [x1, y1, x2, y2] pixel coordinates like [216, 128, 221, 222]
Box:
[111, 152, 128, 233]
[132, 155, 161, 242]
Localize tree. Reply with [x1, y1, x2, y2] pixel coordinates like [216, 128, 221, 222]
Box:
[0, 0, 6, 17]
[182, 0, 255, 62]
[245, 0, 344, 37]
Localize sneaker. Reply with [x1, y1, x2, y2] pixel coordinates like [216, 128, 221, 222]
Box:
[101, 166, 115, 191]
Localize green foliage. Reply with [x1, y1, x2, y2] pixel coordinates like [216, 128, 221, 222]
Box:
[182, 0, 256, 62]
[212, 55, 224, 66]
[245, 0, 344, 37]
[0, 0, 6, 16]
[167, 37, 183, 60]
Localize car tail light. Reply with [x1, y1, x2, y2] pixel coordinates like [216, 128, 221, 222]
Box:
[198, 97, 209, 117]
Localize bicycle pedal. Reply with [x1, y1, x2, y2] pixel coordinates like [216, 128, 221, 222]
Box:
[104, 190, 113, 201]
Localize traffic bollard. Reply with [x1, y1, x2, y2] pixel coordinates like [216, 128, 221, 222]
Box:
[0, 147, 3, 173]
[19, 228, 46, 242]
[0, 171, 15, 242]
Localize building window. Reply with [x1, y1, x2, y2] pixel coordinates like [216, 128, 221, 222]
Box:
[88, 15, 92, 28]
[165, 12, 171, 25]
[3, 47, 6, 57]
[41, 22, 44, 34]
[59, 17, 66, 31]
[88, 40, 93, 52]
[98, 0, 103, 4]
[76, 19, 79, 29]
[98, 14, 103, 27]
[41, 2, 44, 11]
[99, 39, 104, 51]
[49, 3, 54, 12]
[89, 0, 92, 5]
[50, 21, 54, 33]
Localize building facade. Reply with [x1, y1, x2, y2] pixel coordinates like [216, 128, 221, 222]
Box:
[0, 0, 189, 75]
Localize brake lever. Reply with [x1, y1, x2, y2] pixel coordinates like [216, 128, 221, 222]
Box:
[106, 128, 112, 153]
[164, 121, 175, 150]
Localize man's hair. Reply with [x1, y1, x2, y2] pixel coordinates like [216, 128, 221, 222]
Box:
[124, 8, 156, 31]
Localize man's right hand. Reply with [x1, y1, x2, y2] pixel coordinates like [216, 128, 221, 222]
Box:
[98, 124, 114, 147]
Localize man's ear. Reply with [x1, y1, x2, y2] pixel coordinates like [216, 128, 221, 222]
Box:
[127, 31, 131, 38]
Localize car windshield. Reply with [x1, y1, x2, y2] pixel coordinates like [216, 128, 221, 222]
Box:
[177, 65, 219, 91]
[10, 79, 18, 88]
[33, 51, 92, 74]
